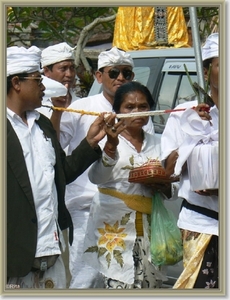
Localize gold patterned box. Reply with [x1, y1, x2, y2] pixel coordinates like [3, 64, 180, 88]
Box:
[128, 160, 177, 184]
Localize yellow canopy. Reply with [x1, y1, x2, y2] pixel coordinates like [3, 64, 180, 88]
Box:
[113, 7, 190, 51]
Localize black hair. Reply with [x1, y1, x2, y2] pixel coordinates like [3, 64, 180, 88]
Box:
[7, 72, 29, 94]
[203, 57, 214, 70]
[113, 81, 155, 113]
[45, 64, 54, 71]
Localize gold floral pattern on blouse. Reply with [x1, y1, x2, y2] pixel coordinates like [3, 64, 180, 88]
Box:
[84, 212, 131, 268]
[98, 220, 127, 251]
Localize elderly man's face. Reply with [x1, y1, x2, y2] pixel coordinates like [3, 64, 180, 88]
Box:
[44, 60, 76, 89]
[95, 65, 134, 103]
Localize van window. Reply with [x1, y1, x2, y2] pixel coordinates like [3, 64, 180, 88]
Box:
[152, 71, 197, 133]
[133, 67, 150, 86]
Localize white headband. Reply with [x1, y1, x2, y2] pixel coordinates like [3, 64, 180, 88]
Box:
[7, 46, 42, 76]
[202, 33, 219, 61]
[98, 47, 134, 69]
[41, 42, 76, 68]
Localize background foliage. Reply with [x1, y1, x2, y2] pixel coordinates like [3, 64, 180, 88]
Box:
[7, 7, 117, 47]
[6, 6, 219, 98]
[7, 6, 219, 48]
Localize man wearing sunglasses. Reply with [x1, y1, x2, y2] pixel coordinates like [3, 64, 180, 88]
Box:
[6, 45, 107, 288]
[49, 46, 155, 288]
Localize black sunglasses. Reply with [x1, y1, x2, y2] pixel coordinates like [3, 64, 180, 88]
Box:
[102, 68, 133, 80]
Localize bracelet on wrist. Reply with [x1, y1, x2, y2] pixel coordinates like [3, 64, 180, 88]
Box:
[104, 145, 117, 154]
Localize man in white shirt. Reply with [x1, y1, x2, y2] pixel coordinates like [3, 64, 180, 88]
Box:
[6, 45, 107, 289]
[161, 33, 219, 289]
[50, 47, 155, 288]
[37, 42, 79, 118]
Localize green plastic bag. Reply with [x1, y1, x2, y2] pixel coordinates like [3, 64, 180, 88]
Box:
[150, 192, 183, 266]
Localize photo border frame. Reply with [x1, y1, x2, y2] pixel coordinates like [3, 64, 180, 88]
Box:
[0, 0, 226, 298]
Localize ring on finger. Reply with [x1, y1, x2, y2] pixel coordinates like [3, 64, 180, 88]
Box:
[111, 126, 117, 132]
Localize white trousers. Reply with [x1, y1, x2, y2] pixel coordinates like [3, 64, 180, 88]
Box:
[68, 207, 104, 288]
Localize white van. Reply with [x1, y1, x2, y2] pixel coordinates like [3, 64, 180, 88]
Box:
[89, 47, 198, 287]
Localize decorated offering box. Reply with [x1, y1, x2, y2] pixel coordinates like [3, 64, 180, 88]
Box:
[128, 159, 178, 184]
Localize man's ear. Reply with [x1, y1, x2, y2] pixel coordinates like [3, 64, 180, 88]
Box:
[95, 70, 103, 84]
[43, 66, 51, 77]
[11, 76, 21, 91]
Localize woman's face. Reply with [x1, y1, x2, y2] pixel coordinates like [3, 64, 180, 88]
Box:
[119, 91, 150, 128]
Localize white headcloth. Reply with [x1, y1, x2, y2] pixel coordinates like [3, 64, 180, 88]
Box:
[202, 32, 219, 61]
[41, 42, 76, 68]
[7, 46, 41, 76]
[98, 46, 134, 69]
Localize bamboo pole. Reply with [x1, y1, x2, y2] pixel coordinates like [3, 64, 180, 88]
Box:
[41, 105, 209, 118]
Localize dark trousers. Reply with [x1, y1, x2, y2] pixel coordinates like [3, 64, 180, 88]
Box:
[193, 235, 218, 288]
